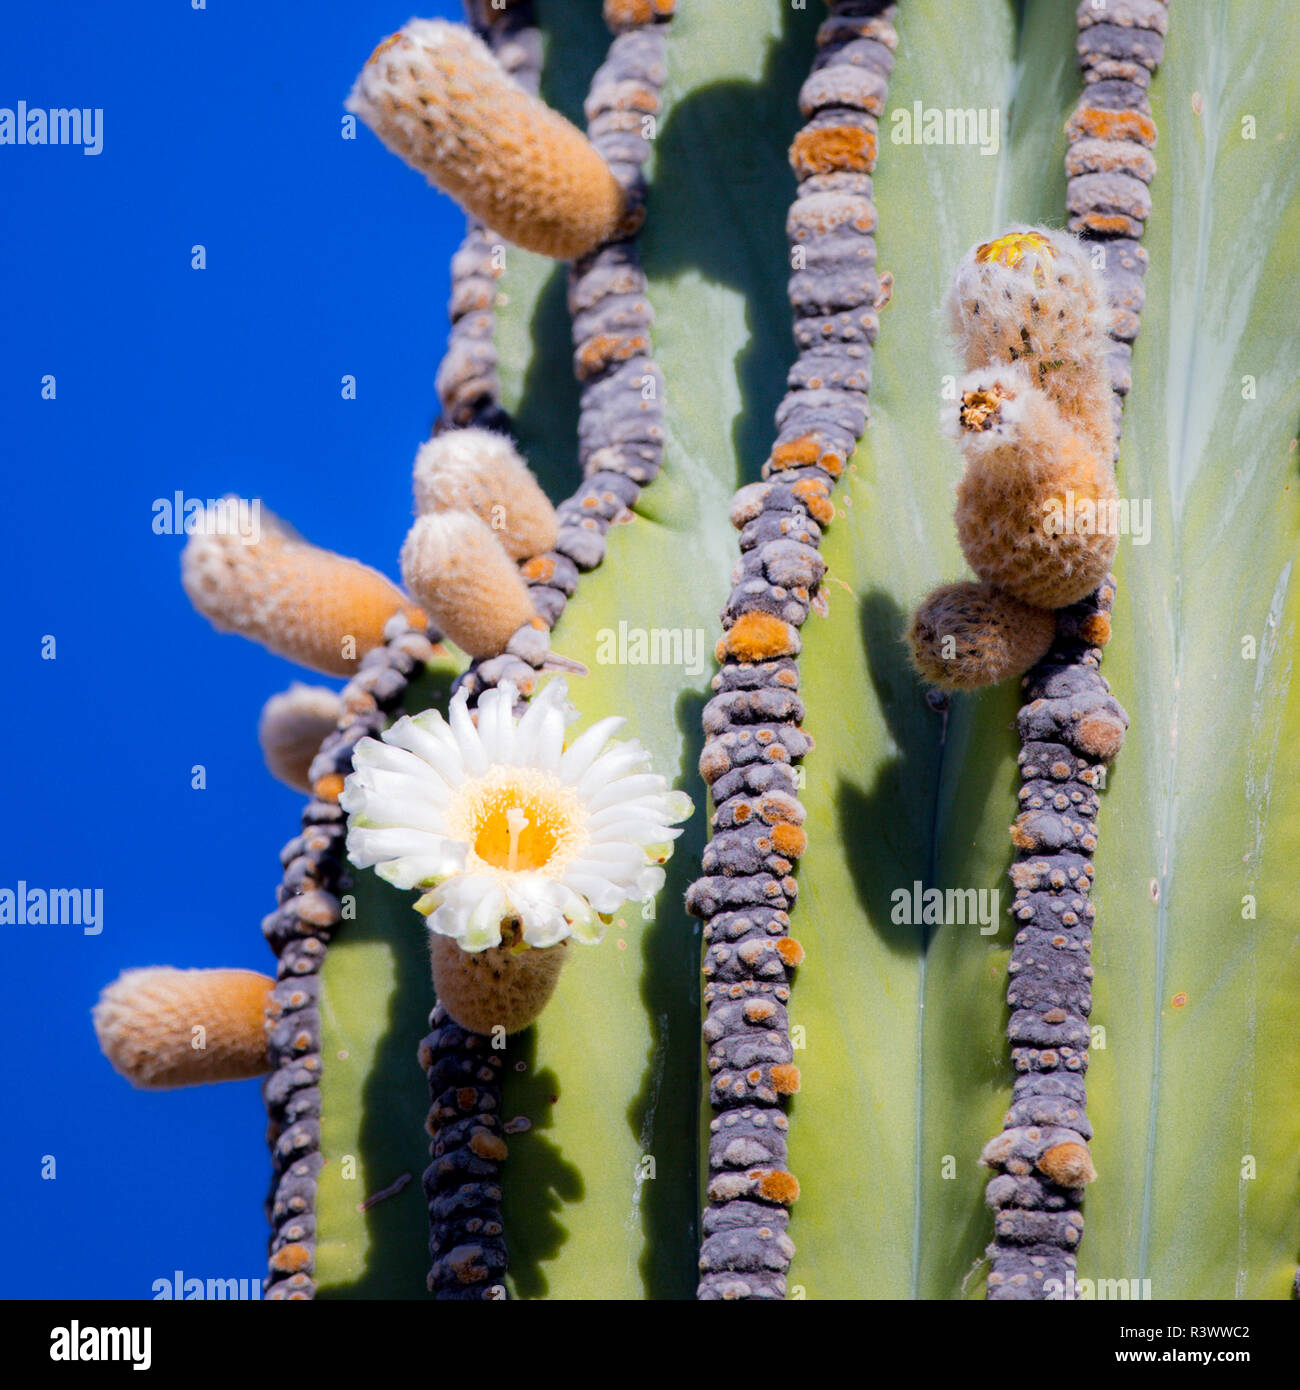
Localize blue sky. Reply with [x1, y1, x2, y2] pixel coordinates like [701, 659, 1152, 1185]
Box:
[0, 0, 468, 1298]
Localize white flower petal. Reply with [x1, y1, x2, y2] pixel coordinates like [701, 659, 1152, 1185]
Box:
[575, 741, 652, 800]
[587, 773, 670, 814]
[559, 714, 626, 783]
[447, 688, 490, 775]
[563, 873, 631, 915]
[507, 875, 573, 948]
[477, 681, 518, 764]
[384, 715, 467, 788]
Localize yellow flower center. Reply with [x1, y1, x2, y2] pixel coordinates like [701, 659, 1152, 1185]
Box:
[450, 767, 587, 878]
[975, 230, 1053, 269]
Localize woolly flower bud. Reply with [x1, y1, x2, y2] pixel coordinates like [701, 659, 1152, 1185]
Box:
[907, 581, 1056, 691]
[400, 510, 538, 659]
[258, 683, 342, 793]
[430, 932, 568, 1035]
[413, 428, 558, 562]
[347, 20, 625, 260]
[948, 365, 1119, 610]
[947, 224, 1114, 456]
[94, 967, 274, 1088]
[182, 501, 420, 676]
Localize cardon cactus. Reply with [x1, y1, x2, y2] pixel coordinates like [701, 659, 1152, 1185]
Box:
[87, 0, 1300, 1306]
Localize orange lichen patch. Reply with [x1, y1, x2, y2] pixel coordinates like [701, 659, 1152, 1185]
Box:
[521, 555, 556, 583]
[789, 125, 877, 178]
[1066, 107, 1157, 146]
[717, 611, 800, 662]
[1037, 1142, 1096, 1188]
[975, 229, 1054, 270]
[755, 1169, 801, 1205]
[1074, 710, 1126, 761]
[770, 437, 820, 470]
[1071, 211, 1144, 238]
[576, 331, 649, 380]
[959, 383, 1011, 431]
[699, 743, 731, 784]
[743, 999, 777, 1024]
[771, 1063, 801, 1095]
[401, 604, 429, 630]
[731, 802, 752, 824]
[792, 477, 834, 526]
[1009, 820, 1037, 851]
[269, 1243, 313, 1275]
[94, 967, 275, 1089]
[769, 823, 808, 859]
[456, 1087, 478, 1112]
[1079, 612, 1112, 647]
[775, 938, 804, 968]
[468, 1129, 509, 1162]
[181, 503, 413, 676]
[313, 773, 346, 804]
[604, 0, 675, 30]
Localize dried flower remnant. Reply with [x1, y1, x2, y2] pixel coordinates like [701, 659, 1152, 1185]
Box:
[346, 20, 625, 260]
[94, 968, 274, 1088]
[182, 501, 421, 676]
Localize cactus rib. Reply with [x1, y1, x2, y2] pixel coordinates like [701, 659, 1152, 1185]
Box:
[686, 0, 900, 1302]
[261, 612, 442, 1300]
[419, 0, 676, 1300]
[982, 0, 1166, 1301]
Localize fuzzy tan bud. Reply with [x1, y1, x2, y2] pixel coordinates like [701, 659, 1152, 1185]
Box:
[258, 684, 342, 793]
[430, 934, 568, 1035]
[94, 967, 274, 1088]
[182, 502, 419, 676]
[947, 225, 1115, 458]
[400, 510, 538, 659]
[347, 20, 625, 259]
[907, 581, 1056, 691]
[949, 366, 1119, 610]
[413, 429, 558, 561]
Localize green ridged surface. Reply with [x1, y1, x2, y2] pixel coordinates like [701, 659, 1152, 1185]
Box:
[313, 0, 1300, 1299]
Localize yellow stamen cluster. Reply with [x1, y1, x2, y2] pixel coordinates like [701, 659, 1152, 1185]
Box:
[448, 767, 587, 878]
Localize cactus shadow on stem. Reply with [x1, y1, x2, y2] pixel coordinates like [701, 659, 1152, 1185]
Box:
[627, 684, 709, 1299]
[834, 589, 949, 957]
[319, 871, 442, 1299]
[498, 1029, 583, 1300]
[644, 1, 819, 487]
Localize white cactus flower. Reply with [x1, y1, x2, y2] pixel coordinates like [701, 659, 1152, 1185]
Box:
[342, 679, 692, 951]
